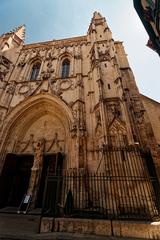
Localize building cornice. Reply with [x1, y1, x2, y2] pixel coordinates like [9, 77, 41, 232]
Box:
[23, 35, 87, 50]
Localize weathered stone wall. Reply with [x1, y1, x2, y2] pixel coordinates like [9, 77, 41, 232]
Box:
[0, 11, 159, 175]
[0, 11, 160, 228]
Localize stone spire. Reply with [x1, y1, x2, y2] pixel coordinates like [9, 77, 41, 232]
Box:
[0, 25, 25, 52]
[87, 12, 112, 43]
[13, 25, 26, 42]
[1, 25, 25, 42]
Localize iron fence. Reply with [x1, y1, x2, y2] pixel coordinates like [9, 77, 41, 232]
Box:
[42, 146, 160, 221]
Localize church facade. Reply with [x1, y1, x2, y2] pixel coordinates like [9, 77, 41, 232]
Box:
[0, 12, 160, 222]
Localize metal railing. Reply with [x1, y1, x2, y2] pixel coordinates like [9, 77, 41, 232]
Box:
[42, 146, 160, 221]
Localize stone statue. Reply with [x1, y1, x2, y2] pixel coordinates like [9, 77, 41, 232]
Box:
[32, 138, 45, 169]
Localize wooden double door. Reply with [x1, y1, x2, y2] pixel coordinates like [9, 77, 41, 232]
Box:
[0, 154, 33, 208]
[0, 153, 63, 209]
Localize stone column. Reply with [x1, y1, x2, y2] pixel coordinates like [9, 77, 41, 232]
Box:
[27, 138, 45, 209]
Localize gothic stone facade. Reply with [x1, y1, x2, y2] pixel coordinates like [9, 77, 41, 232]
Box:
[0, 12, 160, 215]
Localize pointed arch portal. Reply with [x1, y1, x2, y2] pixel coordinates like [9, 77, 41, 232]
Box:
[0, 94, 73, 210]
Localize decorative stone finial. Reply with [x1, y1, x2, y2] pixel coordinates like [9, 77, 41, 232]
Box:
[93, 11, 103, 19]
[14, 24, 26, 41]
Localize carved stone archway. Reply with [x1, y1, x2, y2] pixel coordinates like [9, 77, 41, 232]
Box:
[0, 94, 75, 208]
[0, 94, 75, 172]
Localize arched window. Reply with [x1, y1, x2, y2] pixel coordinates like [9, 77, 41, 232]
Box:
[30, 62, 41, 81]
[61, 58, 70, 78]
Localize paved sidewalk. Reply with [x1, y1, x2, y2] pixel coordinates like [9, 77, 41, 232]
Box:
[0, 232, 149, 240]
[0, 213, 152, 240]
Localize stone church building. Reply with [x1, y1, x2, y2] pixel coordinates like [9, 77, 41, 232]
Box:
[0, 12, 160, 231]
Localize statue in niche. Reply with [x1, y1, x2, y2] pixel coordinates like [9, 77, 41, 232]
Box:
[95, 110, 102, 139]
[46, 49, 56, 61]
[95, 110, 101, 128]
[0, 66, 9, 81]
[32, 138, 45, 169]
[72, 108, 78, 120]
[70, 123, 77, 138]
[110, 104, 120, 118]
[41, 58, 55, 80]
[18, 53, 27, 67]
[0, 80, 7, 89]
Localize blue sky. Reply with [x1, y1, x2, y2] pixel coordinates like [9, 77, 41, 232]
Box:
[0, 0, 159, 101]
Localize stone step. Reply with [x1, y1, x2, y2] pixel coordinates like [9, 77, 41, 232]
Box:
[0, 213, 40, 235]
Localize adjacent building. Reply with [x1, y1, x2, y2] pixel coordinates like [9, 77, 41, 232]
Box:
[134, 0, 160, 55]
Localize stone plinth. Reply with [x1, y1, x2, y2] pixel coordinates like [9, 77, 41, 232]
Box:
[40, 217, 54, 233]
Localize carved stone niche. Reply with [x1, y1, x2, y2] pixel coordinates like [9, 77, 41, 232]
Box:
[90, 48, 96, 66]
[99, 50, 111, 62]
[134, 109, 145, 125]
[40, 57, 55, 80]
[18, 53, 28, 67]
[0, 55, 10, 68]
[95, 109, 102, 138]
[0, 55, 11, 81]
[106, 100, 122, 122]
[45, 48, 55, 58]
